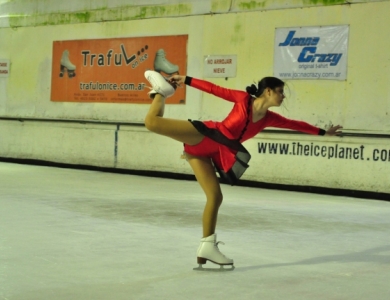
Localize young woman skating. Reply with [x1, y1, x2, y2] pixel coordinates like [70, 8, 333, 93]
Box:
[144, 70, 342, 271]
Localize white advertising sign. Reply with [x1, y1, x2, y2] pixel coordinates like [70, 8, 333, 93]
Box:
[204, 55, 237, 78]
[0, 59, 10, 77]
[274, 26, 349, 80]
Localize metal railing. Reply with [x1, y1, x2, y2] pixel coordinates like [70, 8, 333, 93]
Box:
[1, 116, 389, 139]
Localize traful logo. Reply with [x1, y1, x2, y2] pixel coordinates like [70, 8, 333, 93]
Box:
[279, 30, 342, 66]
[81, 44, 148, 69]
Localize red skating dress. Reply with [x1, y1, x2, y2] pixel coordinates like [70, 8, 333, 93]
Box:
[183, 77, 325, 183]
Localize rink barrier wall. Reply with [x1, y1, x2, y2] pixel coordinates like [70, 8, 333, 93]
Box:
[1, 116, 390, 139]
[1, 117, 389, 200]
[0, 156, 389, 202]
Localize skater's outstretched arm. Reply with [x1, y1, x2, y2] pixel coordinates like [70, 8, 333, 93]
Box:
[170, 75, 247, 103]
[266, 111, 343, 136]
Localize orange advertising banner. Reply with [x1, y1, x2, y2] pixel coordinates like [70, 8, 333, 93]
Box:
[51, 35, 188, 104]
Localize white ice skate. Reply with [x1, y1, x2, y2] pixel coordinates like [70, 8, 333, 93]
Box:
[59, 50, 76, 78]
[154, 49, 179, 75]
[144, 70, 176, 99]
[193, 234, 235, 271]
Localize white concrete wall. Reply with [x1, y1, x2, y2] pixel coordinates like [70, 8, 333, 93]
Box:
[0, 120, 116, 166]
[0, 0, 389, 194]
[1, 1, 389, 28]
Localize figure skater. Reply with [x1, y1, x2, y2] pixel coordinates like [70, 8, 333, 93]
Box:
[143, 70, 342, 271]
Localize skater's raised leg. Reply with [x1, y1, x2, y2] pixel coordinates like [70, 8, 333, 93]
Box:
[144, 71, 204, 146]
[144, 94, 204, 145]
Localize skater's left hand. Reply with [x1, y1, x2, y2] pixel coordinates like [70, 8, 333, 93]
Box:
[169, 75, 186, 87]
[326, 125, 343, 136]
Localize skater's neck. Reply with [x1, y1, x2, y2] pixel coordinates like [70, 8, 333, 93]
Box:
[252, 97, 273, 114]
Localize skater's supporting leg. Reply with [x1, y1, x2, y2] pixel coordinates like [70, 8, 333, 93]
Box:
[144, 94, 204, 145]
[186, 153, 223, 237]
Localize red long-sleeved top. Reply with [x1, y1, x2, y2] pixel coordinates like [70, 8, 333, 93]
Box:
[187, 77, 324, 142]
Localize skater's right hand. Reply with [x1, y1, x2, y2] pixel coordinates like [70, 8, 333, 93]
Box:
[326, 125, 343, 136]
[169, 75, 186, 87]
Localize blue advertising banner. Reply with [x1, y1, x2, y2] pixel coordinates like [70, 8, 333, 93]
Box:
[274, 26, 349, 80]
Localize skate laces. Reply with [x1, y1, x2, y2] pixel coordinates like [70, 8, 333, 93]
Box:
[215, 241, 228, 258]
[144, 77, 164, 95]
[146, 73, 177, 90]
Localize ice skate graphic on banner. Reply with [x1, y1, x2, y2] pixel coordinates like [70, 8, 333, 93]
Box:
[59, 50, 76, 78]
[153, 49, 179, 76]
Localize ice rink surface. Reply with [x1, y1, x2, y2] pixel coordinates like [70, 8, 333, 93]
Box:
[1, 162, 389, 300]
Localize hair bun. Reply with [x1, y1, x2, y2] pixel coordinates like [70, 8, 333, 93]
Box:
[246, 84, 257, 95]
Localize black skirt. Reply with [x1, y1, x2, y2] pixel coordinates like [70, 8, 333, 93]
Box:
[189, 120, 251, 185]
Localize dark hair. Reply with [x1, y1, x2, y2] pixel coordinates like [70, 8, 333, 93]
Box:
[246, 77, 284, 97]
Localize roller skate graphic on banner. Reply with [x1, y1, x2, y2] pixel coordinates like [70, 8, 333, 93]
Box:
[153, 49, 179, 76]
[59, 50, 76, 78]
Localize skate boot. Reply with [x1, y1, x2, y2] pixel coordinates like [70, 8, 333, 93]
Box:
[153, 49, 179, 75]
[193, 234, 235, 271]
[144, 70, 176, 99]
[59, 50, 76, 78]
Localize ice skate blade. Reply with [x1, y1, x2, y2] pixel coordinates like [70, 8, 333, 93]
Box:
[193, 264, 235, 272]
[155, 69, 180, 76]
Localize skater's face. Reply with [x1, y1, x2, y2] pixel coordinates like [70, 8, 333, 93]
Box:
[269, 86, 285, 106]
